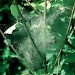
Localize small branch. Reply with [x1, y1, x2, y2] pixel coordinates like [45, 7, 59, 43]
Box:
[68, 24, 75, 42]
[56, 56, 60, 75]
[66, 39, 75, 49]
[26, 0, 41, 15]
[44, 0, 47, 21]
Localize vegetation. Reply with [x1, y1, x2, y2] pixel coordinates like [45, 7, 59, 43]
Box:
[0, 0, 75, 75]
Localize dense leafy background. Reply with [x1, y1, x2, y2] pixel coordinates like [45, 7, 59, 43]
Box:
[0, 0, 75, 75]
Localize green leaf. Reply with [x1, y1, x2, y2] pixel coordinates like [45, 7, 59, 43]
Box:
[60, 64, 75, 75]
[10, 4, 19, 19]
[35, 69, 46, 74]
[36, 5, 44, 12]
[62, 53, 75, 64]
[10, 4, 22, 19]
[7, 0, 75, 73]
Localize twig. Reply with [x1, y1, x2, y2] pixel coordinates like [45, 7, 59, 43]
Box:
[68, 25, 75, 42]
[25, 0, 41, 15]
[56, 56, 60, 75]
[44, 0, 47, 21]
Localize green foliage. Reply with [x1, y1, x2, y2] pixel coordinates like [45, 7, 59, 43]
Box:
[36, 5, 44, 12]
[10, 4, 22, 19]
[0, 0, 75, 75]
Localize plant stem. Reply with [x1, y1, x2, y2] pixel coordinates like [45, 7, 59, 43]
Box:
[26, 0, 41, 15]
[44, 0, 47, 21]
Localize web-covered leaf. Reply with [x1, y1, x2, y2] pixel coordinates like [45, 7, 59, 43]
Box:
[5, 0, 75, 74]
